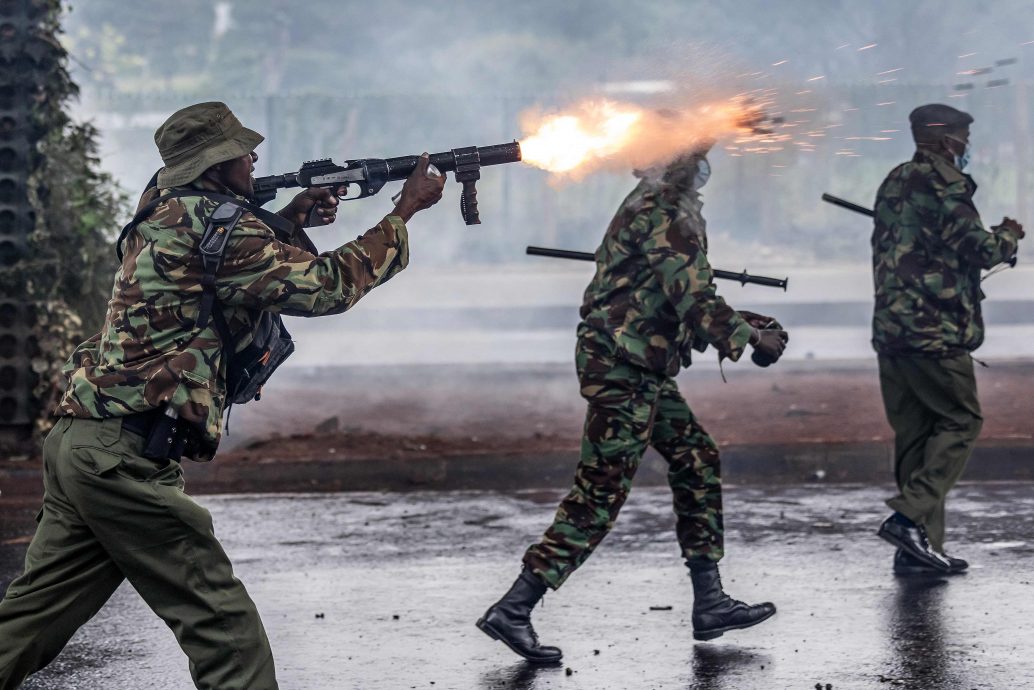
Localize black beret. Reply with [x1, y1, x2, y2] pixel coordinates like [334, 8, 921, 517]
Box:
[909, 103, 973, 143]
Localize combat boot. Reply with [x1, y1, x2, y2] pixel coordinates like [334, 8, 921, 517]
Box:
[476, 569, 562, 663]
[688, 559, 776, 641]
[893, 548, 969, 576]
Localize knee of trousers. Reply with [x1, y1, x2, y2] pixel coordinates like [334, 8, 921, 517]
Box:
[935, 413, 982, 440]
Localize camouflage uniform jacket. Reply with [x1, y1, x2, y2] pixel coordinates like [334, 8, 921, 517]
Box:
[871, 149, 1020, 357]
[56, 179, 409, 461]
[578, 178, 754, 377]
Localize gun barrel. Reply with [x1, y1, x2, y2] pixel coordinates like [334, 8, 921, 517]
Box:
[526, 246, 594, 261]
[384, 142, 522, 181]
[714, 269, 787, 290]
[526, 246, 788, 290]
[821, 193, 875, 218]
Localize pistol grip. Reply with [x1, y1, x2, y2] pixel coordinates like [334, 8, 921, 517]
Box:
[304, 203, 321, 227]
[461, 180, 480, 225]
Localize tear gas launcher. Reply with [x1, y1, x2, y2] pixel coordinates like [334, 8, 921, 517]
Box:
[253, 142, 522, 225]
[526, 246, 789, 290]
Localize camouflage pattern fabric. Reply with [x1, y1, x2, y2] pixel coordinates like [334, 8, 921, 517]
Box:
[56, 179, 409, 461]
[872, 148, 1020, 357]
[523, 332, 723, 590]
[578, 167, 754, 377]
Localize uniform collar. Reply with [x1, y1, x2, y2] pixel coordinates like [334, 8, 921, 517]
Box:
[913, 147, 974, 189]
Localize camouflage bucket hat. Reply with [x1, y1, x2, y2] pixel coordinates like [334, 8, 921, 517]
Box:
[154, 102, 264, 188]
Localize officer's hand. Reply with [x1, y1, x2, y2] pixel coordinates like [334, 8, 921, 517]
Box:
[751, 328, 789, 367]
[995, 217, 1025, 239]
[280, 186, 342, 228]
[393, 153, 446, 223]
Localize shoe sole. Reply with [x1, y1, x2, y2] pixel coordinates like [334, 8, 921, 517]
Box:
[475, 617, 563, 664]
[692, 606, 777, 642]
[894, 565, 967, 577]
[877, 529, 952, 572]
[893, 566, 963, 579]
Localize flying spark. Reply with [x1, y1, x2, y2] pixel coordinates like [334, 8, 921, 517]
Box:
[857, 43, 878, 51]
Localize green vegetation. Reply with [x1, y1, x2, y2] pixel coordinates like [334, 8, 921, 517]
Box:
[21, 1, 125, 436]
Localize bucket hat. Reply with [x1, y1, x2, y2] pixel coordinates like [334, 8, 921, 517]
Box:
[154, 102, 263, 188]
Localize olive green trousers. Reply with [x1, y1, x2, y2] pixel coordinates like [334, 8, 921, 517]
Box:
[878, 354, 983, 552]
[0, 416, 277, 690]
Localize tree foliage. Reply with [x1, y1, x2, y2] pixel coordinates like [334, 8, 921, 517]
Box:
[22, 1, 125, 437]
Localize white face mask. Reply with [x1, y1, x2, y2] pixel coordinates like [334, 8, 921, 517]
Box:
[693, 158, 711, 190]
[946, 135, 971, 171]
[956, 143, 971, 171]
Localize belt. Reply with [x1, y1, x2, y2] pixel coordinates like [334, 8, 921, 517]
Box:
[121, 408, 164, 437]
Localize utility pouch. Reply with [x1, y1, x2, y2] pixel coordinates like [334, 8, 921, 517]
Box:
[135, 408, 189, 461]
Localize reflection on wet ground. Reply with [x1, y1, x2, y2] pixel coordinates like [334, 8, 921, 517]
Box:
[2, 483, 1033, 689]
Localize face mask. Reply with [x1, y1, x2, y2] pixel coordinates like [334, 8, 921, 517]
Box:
[955, 143, 971, 171]
[693, 157, 711, 190]
[946, 135, 970, 170]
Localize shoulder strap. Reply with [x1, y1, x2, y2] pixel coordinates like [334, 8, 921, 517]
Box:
[116, 185, 296, 260]
[196, 201, 246, 331]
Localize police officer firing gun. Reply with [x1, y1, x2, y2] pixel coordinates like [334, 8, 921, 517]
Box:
[0, 101, 445, 690]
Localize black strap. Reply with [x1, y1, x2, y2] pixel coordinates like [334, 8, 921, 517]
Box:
[196, 201, 245, 330]
[115, 186, 297, 263]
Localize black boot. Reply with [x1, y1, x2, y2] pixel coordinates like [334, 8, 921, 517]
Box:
[893, 548, 969, 576]
[877, 512, 952, 571]
[688, 560, 776, 641]
[476, 569, 563, 663]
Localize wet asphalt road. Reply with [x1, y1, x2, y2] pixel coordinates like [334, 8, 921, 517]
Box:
[2, 483, 1033, 690]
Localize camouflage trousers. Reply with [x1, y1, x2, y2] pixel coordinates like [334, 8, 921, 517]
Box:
[523, 336, 723, 589]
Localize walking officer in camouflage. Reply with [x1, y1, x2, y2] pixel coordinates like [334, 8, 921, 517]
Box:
[0, 102, 445, 689]
[477, 147, 788, 663]
[873, 103, 1025, 576]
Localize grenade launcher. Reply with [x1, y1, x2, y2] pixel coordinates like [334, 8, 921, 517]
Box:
[252, 142, 522, 225]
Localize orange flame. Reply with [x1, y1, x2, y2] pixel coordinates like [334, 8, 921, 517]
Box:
[519, 97, 768, 177]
